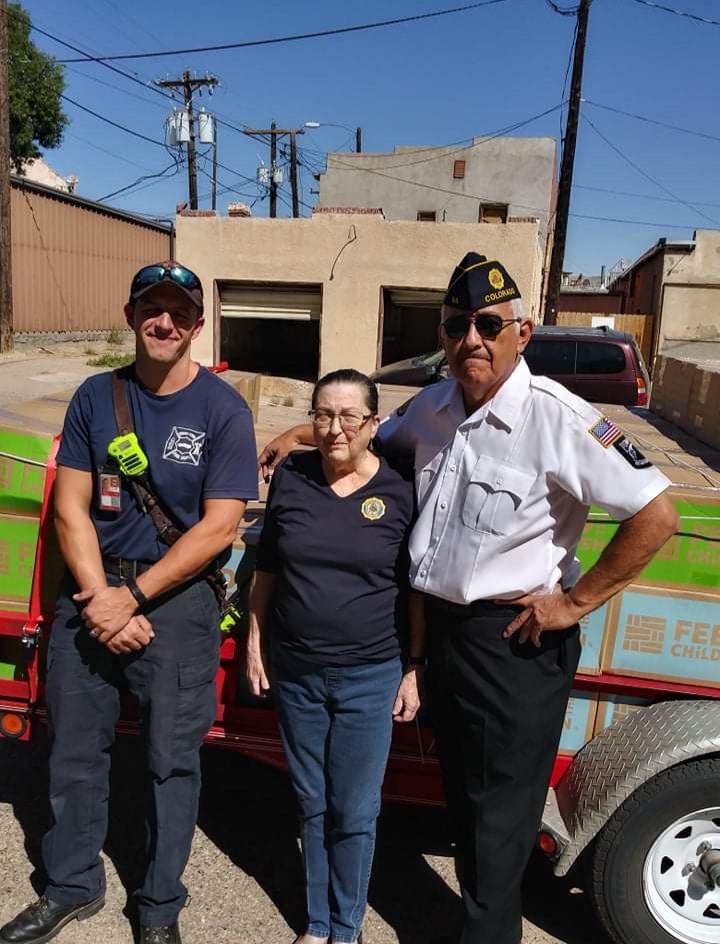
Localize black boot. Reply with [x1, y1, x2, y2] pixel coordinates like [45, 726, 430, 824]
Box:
[139, 924, 182, 944]
[0, 895, 104, 944]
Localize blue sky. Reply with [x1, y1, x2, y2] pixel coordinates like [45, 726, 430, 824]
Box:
[20, 0, 720, 274]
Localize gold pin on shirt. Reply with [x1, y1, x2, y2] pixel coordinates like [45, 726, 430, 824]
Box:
[361, 497, 386, 521]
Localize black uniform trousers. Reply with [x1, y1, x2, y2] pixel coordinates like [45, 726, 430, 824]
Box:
[42, 571, 221, 927]
[424, 596, 580, 944]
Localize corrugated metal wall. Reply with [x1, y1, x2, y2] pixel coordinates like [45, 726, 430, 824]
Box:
[11, 183, 172, 333]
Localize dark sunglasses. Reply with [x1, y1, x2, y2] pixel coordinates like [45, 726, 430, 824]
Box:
[442, 312, 521, 340]
[131, 264, 202, 296]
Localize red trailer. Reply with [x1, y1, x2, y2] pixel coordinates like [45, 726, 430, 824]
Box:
[3, 429, 720, 944]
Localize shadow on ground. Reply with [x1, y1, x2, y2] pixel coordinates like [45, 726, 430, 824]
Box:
[0, 733, 608, 944]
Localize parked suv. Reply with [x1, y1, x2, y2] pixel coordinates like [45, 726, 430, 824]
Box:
[371, 325, 650, 406]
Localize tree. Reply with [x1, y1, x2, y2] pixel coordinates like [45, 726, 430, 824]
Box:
[8, 3, 67, 171]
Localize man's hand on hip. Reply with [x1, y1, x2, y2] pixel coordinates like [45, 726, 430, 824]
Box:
[502, 584, 584, 647]
[74, 585, 138, 641]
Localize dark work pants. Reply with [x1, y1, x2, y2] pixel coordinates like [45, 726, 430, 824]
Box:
[42, 572, 221, 927]
[424, 597, 580, 944]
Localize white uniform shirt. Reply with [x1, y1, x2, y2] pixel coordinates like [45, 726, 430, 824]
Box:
[376, 357, 670, 604]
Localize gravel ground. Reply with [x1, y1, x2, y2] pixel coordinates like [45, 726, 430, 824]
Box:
[0, 342, 610, 944]
[0, 731, 608, 944]
[0, 339, 133, 409]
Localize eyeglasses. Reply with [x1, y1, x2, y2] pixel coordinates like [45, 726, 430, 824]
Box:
[130, 264, 202, 297]
[308, 410, 373, 434]
[442, 312, 521, 340]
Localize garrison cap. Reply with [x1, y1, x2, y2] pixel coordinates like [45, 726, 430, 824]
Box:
[444, 252, 521, 310]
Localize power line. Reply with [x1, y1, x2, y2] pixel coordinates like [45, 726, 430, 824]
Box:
[55, 1, 509, 62]
[544, 0, 581, 15]
[559, 16, 579, 140]
[60, 94, 167, 147]
[572, 213, 698, 229]
[575, 183, 720, 210]
[582, 113, 720, 226]
[63, 84, 260, 196]
[325, 155, 553, 214]
[584, 99, 720, 144]
[63, 63, 168, 111]
[325, 102, 564, 173]
[66, 131, 157, 172]
[98, 160, 180, 201]
[27, 20, 179, 105]
[627, 0, 720, 27]
[22, 16, 271, 147]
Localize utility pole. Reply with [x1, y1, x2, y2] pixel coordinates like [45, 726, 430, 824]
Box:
[270, 121, 277, 219]
[543, 0, 591, 325]
[355, 127, 362, 153]
[244, 123, 305, 219]
[157, 71, 218, 210]
[211, 120, 218, 211]
[0, 0, 13, 353]
[289, 130, 299, 218]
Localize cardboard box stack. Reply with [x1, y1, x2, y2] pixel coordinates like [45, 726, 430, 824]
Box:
[0, 427, 57, 680]
[651, 355, 720, 453]
[558, 691, 599, 756]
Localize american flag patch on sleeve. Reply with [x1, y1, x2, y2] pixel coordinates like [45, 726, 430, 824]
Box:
[588, 416, 624, 447]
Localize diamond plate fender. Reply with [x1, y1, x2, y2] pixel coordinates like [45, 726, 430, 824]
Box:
[553, 699, 720, 877]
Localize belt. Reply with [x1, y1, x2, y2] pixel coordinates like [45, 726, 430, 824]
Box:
[102, 555, 227, 606]
[102, 556, 156, 579]
[426, 595, 524, 616]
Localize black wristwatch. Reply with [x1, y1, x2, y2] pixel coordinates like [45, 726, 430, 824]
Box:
[407, 655, 427, 667]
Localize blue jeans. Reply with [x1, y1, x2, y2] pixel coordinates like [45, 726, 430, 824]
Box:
[272, 647, 402, 943]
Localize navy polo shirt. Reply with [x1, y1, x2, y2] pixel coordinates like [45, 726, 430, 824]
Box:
[256, 450, 416, 665]
[57, 365, 258, 562]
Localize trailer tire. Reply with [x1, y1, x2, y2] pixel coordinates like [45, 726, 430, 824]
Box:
[589, 757, 720, 944]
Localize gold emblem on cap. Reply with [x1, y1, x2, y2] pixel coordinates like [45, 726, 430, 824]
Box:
[488, 268, 505, 290]
[361, 497, 386, 521]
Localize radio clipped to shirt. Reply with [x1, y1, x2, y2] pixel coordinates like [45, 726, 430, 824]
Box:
[97, 432, 151, 515]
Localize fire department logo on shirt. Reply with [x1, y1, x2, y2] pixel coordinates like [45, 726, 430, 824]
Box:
[361, 497, 386, 521]
[162, 426, 206, 466]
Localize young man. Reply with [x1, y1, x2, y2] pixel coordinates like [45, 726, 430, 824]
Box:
[258, 252, 678, 944]
[0, 262, 258, 944]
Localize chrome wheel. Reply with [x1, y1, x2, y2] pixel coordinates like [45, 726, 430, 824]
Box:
[644, 807, 720, 943]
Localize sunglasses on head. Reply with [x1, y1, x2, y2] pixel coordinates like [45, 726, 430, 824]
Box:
[131, 264, 202, 296]
[442, 312, 521, 340]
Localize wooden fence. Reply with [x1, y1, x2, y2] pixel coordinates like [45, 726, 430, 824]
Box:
[554, 311, 654, 365]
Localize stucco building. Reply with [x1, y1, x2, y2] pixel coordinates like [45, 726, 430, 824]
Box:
[318, 137, 557, 244]
[176, 209, 544, 377]
[609, 231, 720, 363]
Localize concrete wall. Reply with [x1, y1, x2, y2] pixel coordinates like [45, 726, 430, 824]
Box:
[611, 232, 720, 361]
[176, 213, 543, 372]
[318, 137, 556, 241]
[659, 231, 720, 354]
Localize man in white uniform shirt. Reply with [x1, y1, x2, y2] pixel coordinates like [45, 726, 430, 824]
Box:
[258, 252, 678, 944]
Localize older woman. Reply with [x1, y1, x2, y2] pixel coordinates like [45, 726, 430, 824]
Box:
[246, 368, 424, 944]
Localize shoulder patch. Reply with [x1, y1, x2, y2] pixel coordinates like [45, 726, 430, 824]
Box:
[614, 437, 652, 469]
[588, 416, 624, 448]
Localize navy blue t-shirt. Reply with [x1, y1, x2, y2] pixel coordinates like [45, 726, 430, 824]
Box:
[57, 365, 258, 561]
[256, 450, 416, 665]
